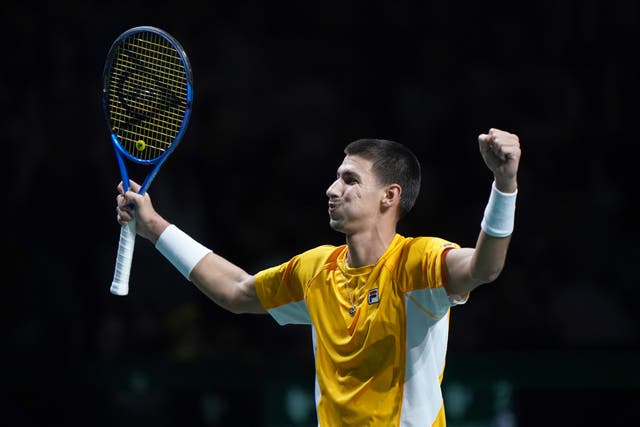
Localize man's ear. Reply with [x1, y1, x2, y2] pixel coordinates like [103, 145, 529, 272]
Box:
[381, 184, 402, 208]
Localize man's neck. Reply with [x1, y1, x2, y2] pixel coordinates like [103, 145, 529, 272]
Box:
[345, 228, 396, 267]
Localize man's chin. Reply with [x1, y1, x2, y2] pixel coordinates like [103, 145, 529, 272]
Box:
[328, 219, 344, 233]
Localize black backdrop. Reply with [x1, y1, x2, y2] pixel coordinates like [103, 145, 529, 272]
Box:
[5, 1, 638, 425]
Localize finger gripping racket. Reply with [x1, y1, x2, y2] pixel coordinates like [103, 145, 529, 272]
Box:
[103, 26, 194, 296]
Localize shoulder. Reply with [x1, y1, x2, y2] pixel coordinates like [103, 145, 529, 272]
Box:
[386, 235, 459, 277]
[299, 244, 342, 257]
[257, 244, 343, 290]
[295, 244, 344, 270]
[392, 235, 459, 254]
[256, 244, 342, 278]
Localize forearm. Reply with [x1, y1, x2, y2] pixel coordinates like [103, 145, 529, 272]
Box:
[155, 225, 266, 314]
[445, 180, 517, 294]
[445, 229, 513, 295]
[469, 232, 511, 283]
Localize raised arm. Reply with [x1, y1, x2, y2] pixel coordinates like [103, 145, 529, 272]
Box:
[444, 128, 521, 295]
[116, 180, 266, 314]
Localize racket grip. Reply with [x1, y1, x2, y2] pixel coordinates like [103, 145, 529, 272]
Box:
[110, 220, 136, 296]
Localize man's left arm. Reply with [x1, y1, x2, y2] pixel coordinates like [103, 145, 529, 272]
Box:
[444, 128, 521, 295]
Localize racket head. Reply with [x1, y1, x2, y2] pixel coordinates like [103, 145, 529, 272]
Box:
[102, 26, 194, 167]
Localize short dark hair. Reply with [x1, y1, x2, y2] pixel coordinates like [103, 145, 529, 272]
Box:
[344, 138, 421, 219]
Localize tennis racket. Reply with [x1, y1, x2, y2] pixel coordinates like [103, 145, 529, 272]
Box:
[102, 26, 194, 296]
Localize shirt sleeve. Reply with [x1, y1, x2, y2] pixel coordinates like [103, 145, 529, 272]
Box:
[400, 237, 468, 315]
[254, 259, 312, 325]
[254, 244, 338, 325]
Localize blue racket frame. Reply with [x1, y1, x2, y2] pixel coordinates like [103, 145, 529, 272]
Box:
[103, 25, 194, 196]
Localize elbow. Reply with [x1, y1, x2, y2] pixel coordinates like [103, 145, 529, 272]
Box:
[471, 265, 504, 285]
[204, 291, 241, 314]
[217, 291, 240, 314]
[226, 276, 263, 315]
[220, 287, 251, 315]
[484, 268, 503, 284]
[192, 278, 255, 315]
[225, 305, 245, 315]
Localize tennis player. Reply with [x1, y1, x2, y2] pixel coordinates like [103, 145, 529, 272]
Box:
[115, 127, 521, 426]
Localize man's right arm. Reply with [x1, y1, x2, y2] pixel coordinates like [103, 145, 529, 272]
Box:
[189, 253, 265, 314]
[116, 180, 266, 315]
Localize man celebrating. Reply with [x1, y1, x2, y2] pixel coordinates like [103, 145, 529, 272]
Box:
[115, 128, 521, 425]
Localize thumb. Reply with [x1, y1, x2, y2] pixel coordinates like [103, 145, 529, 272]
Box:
[123, 180, 145, 208]
[127, 179, 142, 193]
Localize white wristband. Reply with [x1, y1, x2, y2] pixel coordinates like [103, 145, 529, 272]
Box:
[480, 181, 517, 237]
[155, 224, 212, 280]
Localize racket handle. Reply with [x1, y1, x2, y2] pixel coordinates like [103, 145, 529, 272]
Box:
[110, 220, 136, 296]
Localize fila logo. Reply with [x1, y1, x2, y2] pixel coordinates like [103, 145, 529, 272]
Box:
[368, 288, 380, 305]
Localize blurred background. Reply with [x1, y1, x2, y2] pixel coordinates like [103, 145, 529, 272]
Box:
[4, 1, 638, 426]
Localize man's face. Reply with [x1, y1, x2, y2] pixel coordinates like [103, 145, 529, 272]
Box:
[326, 154, 386, 234]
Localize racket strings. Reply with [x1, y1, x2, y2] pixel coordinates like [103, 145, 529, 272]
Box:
[106, 31, 190, 161]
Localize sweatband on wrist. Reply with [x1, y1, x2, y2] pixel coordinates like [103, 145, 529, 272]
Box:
[155, 224, 212, 280]
[480, 181, 517, 237]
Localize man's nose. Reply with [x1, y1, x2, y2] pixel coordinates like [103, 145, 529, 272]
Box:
[326, 179, 340, 198]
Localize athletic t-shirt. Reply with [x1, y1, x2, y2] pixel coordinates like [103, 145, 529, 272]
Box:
[254, 234, 467, 426]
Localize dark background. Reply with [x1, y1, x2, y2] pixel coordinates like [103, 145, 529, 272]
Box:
[5, 1, 638, 425]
